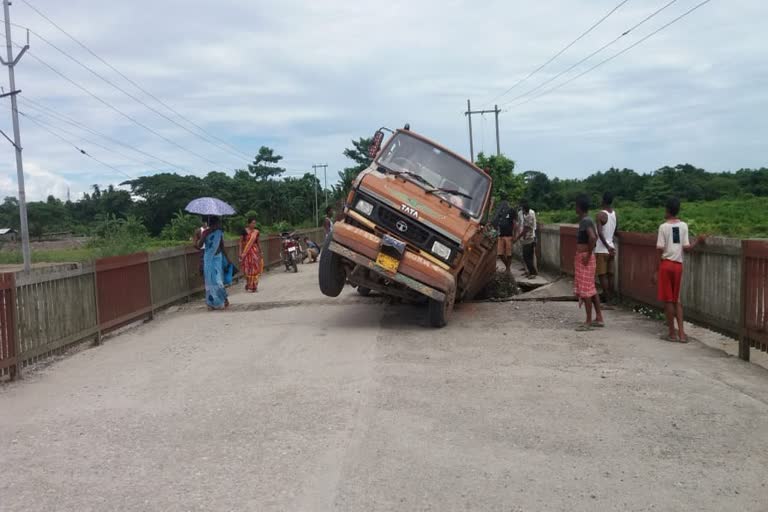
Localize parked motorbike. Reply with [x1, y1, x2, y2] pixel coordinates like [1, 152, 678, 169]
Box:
[293, 234, 309, 264]
[281, 232, 300, 273]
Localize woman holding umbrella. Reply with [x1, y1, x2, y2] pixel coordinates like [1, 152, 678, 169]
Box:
[187, 197, 237, 310]
[197, 216, 229, 310]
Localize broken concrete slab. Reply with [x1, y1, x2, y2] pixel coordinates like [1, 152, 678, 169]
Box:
[510, 276, 576, 302]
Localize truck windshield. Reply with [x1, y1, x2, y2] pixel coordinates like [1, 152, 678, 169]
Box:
[377, 132, 490, 217]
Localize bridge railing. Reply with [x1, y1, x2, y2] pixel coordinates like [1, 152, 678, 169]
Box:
[544, 225, 766, 362]
[0, 229, 325, 379]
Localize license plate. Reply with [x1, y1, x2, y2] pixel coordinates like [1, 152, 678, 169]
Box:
[288, 247, 297, 253]
[376, 252, 400, 273]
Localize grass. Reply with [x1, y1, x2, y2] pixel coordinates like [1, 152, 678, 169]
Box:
[538, 197, 768, 238]
[0, 239, 191, 265]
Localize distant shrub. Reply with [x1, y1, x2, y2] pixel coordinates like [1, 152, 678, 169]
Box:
[160, 210, 200, 241]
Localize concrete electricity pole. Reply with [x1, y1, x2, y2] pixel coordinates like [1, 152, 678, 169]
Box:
[464, 100, 502, 162]
[313, 164, 328, 206]
[1, 0, 31, 272]
[312, 166, 318, 226]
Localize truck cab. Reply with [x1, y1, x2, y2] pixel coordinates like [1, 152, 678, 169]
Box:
[319, 128, 497, 326]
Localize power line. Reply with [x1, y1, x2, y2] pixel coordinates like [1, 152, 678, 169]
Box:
[19, 109, 135, 180]
[14, 104, 168, 174]
[501, 0, 679, 108]
[505, 0, 714, 112]
[480, 0, 632, 108]
[0, 31, 223, 169]
[18, 0, 252, 161]
[15, 23, 247, 163]
[19, 96, 186, 172]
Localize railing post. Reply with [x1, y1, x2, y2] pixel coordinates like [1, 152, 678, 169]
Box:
[92, 264, 102, 346]
[9, 273, 21, 380]
[182, 246, 191, 302]
[146, 254, 155, 320]
[739, 240, 750, 361]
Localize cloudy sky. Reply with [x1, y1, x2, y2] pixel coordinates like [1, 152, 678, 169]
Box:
[0, 0, 765, 200]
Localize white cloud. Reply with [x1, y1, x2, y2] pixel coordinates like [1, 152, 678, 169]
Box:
[0, 0, 762, 201]
[0, 161, 74, 201]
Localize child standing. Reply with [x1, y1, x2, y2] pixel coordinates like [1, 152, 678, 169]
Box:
[654, 197, 706, 343]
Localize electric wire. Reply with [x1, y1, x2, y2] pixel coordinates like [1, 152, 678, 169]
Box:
[18, 0, 252, 160]
[19, 96, 187, 172]
[501, 0, 679, 108]
[0, 30, 224, 168]
[504, 0, 713, 111]
[17, 23, 248, 163]
[18, 108, 136, 180]
[480, 0, 632, 107]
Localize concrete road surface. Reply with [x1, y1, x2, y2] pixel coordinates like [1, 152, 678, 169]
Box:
[1, 263, 767, 511]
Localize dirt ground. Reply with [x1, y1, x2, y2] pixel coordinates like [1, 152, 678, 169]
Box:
[1, 264, 767, 511]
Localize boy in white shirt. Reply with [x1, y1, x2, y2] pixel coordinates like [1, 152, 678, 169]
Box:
[654, 198, 706, 343]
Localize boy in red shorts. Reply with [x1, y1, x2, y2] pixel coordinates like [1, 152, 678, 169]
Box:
[654, 198, 706, 343]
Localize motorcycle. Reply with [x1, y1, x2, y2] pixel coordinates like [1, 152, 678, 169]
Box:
[293, 234, 309, 264]
[281, 232, 300, 273]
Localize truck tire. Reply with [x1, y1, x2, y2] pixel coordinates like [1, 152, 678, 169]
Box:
[319, 237, 345, 297]
[428, 298, 452, 328]
[357, 287, 371, 297]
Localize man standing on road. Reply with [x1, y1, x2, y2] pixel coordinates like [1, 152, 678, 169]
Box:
[654, 197, 706, 343]
[574, 194, 604, 330]
[514, 199, 538, 278]
[595, 192, 618, 305]
[323, 207, 334, 237]
[492, 192, 516, 274]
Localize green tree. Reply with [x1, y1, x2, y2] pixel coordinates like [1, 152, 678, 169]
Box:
[337, 137, 373, 196]
[475, 152, 523, 203]
[122, 173, 205, 235]
[247, 146, 285, 181]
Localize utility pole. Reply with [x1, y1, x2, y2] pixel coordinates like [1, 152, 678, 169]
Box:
[464, 100, 502, 161]
[311, 166, 318, 226]
[313, 164, 328, 206]
[465, 99, 474, 162]
[1, 0, 31, 272]
[312, 164, 328, 227]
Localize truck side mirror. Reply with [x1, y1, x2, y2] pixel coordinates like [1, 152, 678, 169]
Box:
[368, 129, 384, 159]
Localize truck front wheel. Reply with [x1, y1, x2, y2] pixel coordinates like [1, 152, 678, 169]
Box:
[428, 296, 453, 328]
[318, 237, 345, 297]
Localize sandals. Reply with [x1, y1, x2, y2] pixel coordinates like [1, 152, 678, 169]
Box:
[659, 334, 690, 343]
[575, 324, 594, 332]
[592, 321, 605, 328]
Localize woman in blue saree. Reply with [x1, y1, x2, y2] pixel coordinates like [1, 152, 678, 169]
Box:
[198, 216, 229, 310]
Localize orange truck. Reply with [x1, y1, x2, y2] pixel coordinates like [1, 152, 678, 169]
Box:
[319, 127, 498, 327]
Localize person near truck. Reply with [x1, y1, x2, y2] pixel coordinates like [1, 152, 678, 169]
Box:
[304, 237, 320, 262]
[595, 192, 618, 305]
[653, 197, 707, 343]
[573, 194, 605, 331]
[323, 207, 334, 236]
[513, 199, 538, 278]
[492, 192, 516, 274]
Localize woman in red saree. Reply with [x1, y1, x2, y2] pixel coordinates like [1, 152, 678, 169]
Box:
[239, 217, 264, 292]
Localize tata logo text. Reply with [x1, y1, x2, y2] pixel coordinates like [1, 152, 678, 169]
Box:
[400, 204, 419, 219]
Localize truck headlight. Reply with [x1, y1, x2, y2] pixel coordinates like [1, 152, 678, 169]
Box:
[355, 199, 374, 216]
[432, 241, 451, 260]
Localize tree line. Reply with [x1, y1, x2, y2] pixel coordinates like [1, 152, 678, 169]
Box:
[1, 133, 766, 241]
[521, 164, 768, 212]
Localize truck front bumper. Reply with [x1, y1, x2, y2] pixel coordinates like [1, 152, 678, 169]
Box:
[329, 221, 455, 303]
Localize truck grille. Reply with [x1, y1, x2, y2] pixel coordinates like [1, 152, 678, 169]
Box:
[352, 190, 461, 265]
[377, 207, 431, 245]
